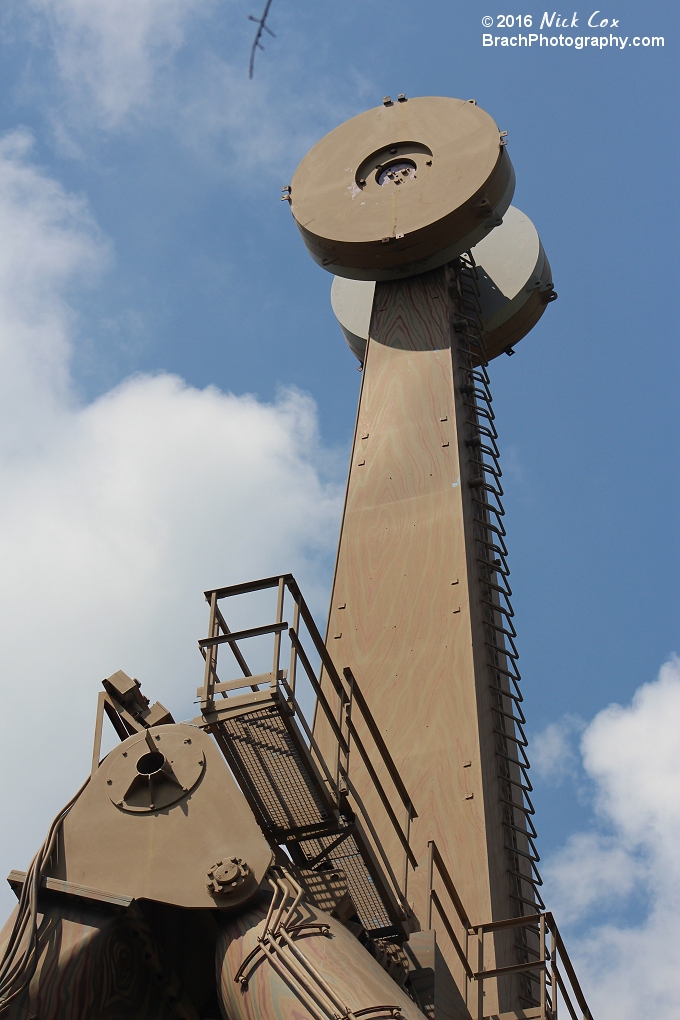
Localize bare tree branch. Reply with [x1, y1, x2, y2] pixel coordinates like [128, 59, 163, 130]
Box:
[248, 0, 276, 79]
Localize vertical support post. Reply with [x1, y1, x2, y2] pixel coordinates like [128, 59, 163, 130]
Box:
[201, 591, 218, 712]
[91, 691, 106, 776]
[335, 677, 347, 796]
[549, 916, 558, 1020]
[342, 672, 354, 793]
[272, 576, 285, 684]
[476, 926, 485, 1020]
[465, 922, 471, 1010]
[402, 803, 412, 901]
[427, 840, 435, 931]
[288, 597, 300, 695]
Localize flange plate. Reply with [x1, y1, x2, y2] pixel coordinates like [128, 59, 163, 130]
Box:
[106, 729, 205, 813]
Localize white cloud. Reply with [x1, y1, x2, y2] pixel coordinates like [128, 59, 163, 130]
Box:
[22, 0, 367, 174]
[531, 713, 584, 783]
[0, 131, 342, 916]
[542, 656, 680, 1019]
[29, 0, 213, 129]
[541, 831, 641, 923]
[0, 128, 110, 446]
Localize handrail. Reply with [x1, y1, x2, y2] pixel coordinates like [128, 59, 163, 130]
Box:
[288, 629, 349, 756]
[426, 840, 474, 983]
[470, 910, 594, 1020]
[471, 911, 542, 934]
[547, 913, 593, 1020]
[198, 621, 288, 649]
[430, 889, 473, 981]
[196, 573, 419, 914]
[424, 839, 593, 1020]
[343, 668, 416, 817]
[427, 839, 472, 931]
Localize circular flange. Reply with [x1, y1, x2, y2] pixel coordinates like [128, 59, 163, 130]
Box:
[290, 96, 514, 281]
[329, 206, 555, 363]
[106, 729, 205, 813]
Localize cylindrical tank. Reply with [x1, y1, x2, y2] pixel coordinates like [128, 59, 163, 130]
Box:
[216, 894, 428, 1020]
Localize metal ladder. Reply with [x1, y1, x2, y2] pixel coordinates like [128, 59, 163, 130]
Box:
[448, 254, 544, 1010]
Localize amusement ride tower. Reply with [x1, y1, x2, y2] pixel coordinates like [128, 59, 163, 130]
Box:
[291, 94, 555, 1018]
[0, 96, 593, 1020]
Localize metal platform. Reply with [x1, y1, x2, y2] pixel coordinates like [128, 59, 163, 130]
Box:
[193, 574, 418, 941]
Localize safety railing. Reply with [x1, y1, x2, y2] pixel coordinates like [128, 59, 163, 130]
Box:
[471, 912, 593, 1020]
[426, 840, 474, 986]
[194, 573, 418, 936]
[426, 839, 592, 1020]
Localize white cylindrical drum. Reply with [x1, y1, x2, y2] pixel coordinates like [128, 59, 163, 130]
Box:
[329, 206, 555, 363]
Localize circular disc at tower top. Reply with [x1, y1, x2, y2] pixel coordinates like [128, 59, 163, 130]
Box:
[471, 204, 556, 360]
[289, 96, 515, 281]
[330, 206, 555, 363]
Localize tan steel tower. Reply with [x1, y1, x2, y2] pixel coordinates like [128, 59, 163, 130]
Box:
[289, 95, 556, 1017]
[2, 94, 595, 1020]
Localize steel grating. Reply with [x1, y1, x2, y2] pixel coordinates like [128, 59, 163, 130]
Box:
[299, 832, 393, 935]
[217, 706, 332, 835]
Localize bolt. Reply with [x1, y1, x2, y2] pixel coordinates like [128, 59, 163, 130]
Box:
[206, 857, 251, 896]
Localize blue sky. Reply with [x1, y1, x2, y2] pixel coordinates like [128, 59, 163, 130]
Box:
[0, 2, 678, 1015]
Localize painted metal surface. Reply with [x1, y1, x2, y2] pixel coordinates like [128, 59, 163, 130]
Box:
[289, 96, 514, 281]
[316, 266, 522, 1014]
[48, 723, 272, 911]
[217, 895, 427, 1020]
[0, 902, 176, 1019]
[329, 207, 555, 365]
[469, 206, 555, 359]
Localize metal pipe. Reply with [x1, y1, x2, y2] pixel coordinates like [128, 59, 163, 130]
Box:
[276, 927, 353, 1018]
[257, 940, 330, 1020]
